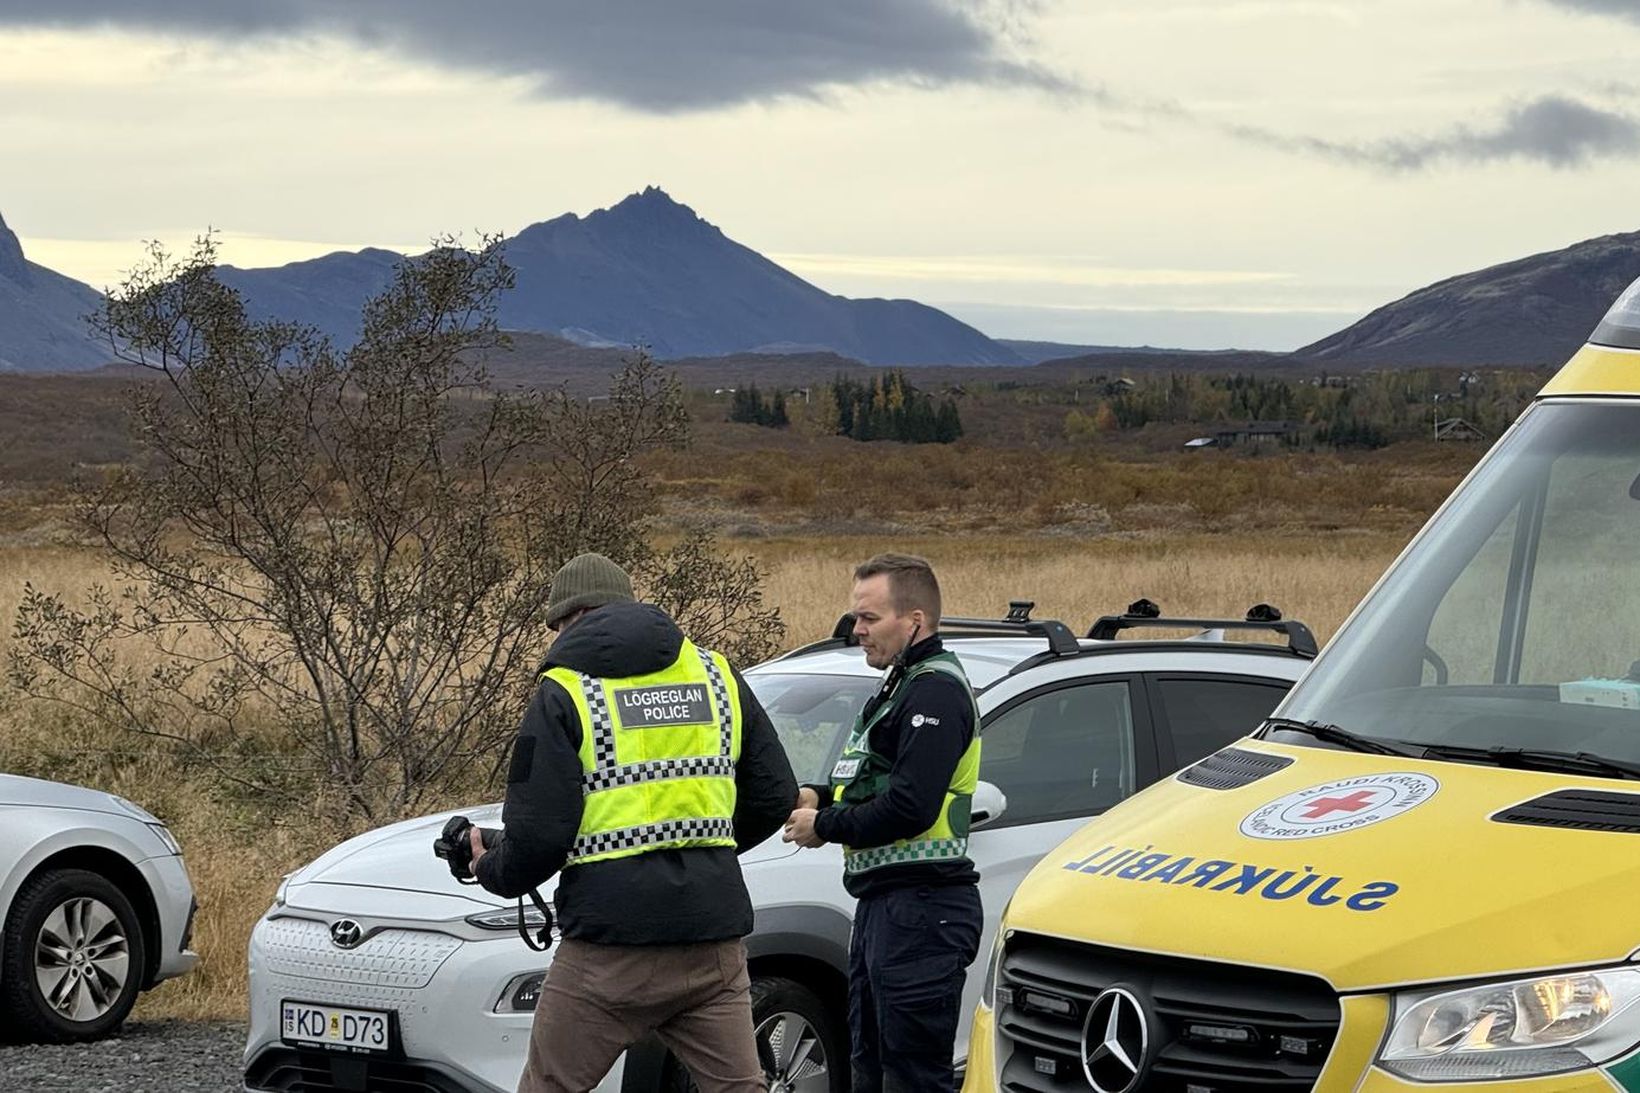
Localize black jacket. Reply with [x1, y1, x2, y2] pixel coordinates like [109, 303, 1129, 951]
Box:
[809, 636, 980, 899]
[475, 602, 797, 944]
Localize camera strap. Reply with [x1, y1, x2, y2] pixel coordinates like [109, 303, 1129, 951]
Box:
[520, 887, 554, 952]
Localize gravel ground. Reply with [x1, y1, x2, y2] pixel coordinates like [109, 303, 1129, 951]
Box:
[0, 1021, 245, 1093]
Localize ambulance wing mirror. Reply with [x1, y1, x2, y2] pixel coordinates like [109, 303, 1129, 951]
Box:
[971, 781, 1008, 829]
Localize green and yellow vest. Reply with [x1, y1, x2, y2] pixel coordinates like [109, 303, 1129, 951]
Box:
[829, 651, 981, 875]
[542, 639, 742, 867]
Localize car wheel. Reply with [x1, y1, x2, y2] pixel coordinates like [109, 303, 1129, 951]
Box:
[1, 868, 147, 1043]
[664, 975, 847, 1093]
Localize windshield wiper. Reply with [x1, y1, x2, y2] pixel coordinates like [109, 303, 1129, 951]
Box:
[1261, 717, 1422, 757]
[1417, 744, 1640, 781]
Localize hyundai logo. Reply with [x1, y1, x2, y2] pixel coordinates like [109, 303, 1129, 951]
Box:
[329, 919, 364, 949]
[1080, 987, 1148, 1093]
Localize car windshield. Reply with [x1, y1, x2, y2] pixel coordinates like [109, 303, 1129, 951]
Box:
[1277, 401, 1640, 770]
[745, 673, 879, 784]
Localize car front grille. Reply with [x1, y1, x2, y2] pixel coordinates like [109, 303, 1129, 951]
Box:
[258, 917, 462, 988]
[994, 932, 1339, 1092]
[251, 916, 464, 1048]
[245, 1046, 485, 1093]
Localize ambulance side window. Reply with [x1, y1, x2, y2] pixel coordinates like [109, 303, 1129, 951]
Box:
[978, 680, 1136, 827]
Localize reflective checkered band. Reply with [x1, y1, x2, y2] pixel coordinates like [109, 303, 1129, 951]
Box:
[696, 648, 734, 756]
[578, 674, 617, 771]
[568, 817, 737, 863]
[583, 755, 734, 792]
[843, 838, 969, 874]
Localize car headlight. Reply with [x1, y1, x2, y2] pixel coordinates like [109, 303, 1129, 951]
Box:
[147, 822, 182, 855]
[110, 795, 160, 823]
[1380, 967, 1640, 1081]
[494, 971, 548, 1013]
[273, 874, 292, 907]
[466, 906, 555, 933]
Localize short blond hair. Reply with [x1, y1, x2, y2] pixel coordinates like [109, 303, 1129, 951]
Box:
[853, 553, 941, 623]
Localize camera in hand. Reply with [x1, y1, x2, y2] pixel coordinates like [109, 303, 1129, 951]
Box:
[433, 814, 494, 882]
[431, 814, 554, 952]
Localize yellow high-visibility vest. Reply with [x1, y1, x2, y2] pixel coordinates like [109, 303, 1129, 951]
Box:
[543, 639, 742, 867]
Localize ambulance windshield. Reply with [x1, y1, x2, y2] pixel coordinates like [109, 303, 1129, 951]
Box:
[1592, 276, 1640, 351]
[1277, 401, 1640, 772]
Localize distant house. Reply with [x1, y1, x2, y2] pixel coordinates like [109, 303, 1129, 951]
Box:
[1213, 421, 1296, 448]
[1435, 417, 1486, 442]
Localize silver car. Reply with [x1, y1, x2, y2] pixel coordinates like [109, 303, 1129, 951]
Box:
[0, 773, 198, 1042]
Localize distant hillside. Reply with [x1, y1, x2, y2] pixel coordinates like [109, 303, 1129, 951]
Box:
[218, 248, 403, 346]
[220, 188, 1024, 367]
[1000, 339, 1205, 364]
[1299, 230, 1640, 366]
[0, 212, 108, 372]
[1032, 348, 1296, 375]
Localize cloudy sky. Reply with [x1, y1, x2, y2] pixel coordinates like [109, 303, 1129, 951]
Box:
[3, 0, 1640, 349]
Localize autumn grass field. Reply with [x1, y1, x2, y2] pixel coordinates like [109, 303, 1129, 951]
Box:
[0, 520, 1418, 1022]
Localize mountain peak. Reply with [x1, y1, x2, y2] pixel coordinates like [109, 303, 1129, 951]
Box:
[598, 185, 703, 226]
[0, 210, 32, 286]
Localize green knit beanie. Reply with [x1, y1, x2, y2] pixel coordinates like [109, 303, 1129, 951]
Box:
[545, 552, 635, 628]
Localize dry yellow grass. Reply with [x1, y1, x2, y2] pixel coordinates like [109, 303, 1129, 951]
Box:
[744, 532, 1406, 645]
[0, 529, 1411, 1022]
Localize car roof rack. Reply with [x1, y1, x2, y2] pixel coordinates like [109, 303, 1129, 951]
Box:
[825, 599, 1081, 657]
[1087, 598, 1318, 658]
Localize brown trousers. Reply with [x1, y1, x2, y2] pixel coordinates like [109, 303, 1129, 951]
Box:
[517, 937, 764, 1093]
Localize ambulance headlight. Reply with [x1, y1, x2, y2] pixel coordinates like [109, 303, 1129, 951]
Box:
[1380, 968, 1640, 1081]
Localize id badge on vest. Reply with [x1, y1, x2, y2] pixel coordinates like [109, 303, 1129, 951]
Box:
[831, 756, 862, 781]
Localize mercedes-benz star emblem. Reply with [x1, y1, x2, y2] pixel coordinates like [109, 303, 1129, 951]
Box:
[329, 919, 364, 949]
[1080, 987, 1148, 1093]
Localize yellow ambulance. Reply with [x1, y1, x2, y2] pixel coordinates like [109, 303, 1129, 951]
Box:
[965, 278, 1640, 1093]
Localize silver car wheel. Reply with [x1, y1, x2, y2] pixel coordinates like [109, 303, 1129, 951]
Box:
[758, 1009, 830, 1093]
[34, 897, 131, 1023]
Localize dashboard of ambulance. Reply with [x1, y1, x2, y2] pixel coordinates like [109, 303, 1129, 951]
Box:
[1266, 398, 1640, 777]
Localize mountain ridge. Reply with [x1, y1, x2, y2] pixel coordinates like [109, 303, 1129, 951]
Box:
[1297, 230, 1640, 366]
[223, 187, 1024, 366]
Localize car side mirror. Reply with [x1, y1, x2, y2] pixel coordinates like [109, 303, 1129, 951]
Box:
[971, 780, 1008, 829]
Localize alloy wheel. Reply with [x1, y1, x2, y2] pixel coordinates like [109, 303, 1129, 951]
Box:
[758, 1009, 830, 1093]
[33, 897, 131, 1023]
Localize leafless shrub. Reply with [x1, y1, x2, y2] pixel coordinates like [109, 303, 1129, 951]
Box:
[9, 236, 783, 822]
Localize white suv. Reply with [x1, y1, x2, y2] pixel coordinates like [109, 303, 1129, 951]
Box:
[1, 774, 198, 1042]
[243, 601, 1314, 1093]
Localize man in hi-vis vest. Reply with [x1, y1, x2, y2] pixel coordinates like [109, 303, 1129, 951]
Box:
[470, 553, 796, 1093]
[784, 553, 983, 1093]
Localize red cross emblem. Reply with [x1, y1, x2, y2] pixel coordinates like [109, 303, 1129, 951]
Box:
[1300, 789, 1379, 819]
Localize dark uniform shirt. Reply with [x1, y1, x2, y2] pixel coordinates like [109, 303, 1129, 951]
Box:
[808, 635, 979, 899]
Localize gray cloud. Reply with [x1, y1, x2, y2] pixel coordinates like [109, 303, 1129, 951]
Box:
[0, 0, 1074, 112]
[1538, 0, 1640, 23]
[1226, 96, 1640, 170]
